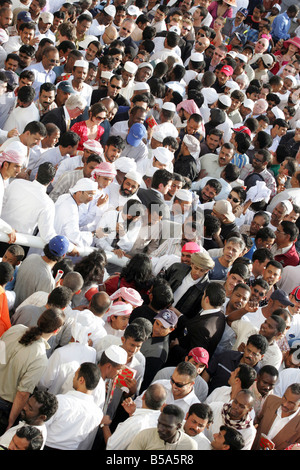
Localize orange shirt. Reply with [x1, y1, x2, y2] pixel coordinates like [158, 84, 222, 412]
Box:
[0, 285, 11, 337]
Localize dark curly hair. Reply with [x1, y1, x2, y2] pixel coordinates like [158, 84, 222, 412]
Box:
[74, 249, 107, 286]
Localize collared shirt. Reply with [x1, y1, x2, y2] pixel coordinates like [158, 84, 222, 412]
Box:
[25, 62, 56, 99]
[134, 379, 200, 415]
[271, 11, 291, 40]
[45, 390, 103, 450]
[267, 407, 299, 441]
[1, 179, 57, 244]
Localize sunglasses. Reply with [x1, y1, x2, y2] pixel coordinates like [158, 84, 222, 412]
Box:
[95, 115, 106, 120]
[110, 84, 121, 90]
[253, 288, 266, 297]
[170, 376, 192, 388]
[228, 194, 240, 204]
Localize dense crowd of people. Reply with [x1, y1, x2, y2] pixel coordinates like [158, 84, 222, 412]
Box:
[0, 0, 299, 452]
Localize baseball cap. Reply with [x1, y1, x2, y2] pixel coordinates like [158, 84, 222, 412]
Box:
[270, 289, 294, 307]
[17, 11, 32, 22]
[48, 235, 69, 256]
[233, 125, 252, 137]
[214, 200, 235, 223]
[238, 7, 248, 16]
[188, 347, 209, 367]
[220, 65, 234, 77]
[291, 286, 300, 302]
[154, 309, 178, 328]
[261, 54, 274, 68]
[181, 242, 201, 253]
[40, 12, 54, 24]
[57, 81, 75, 94]
[126, 123, 147, 147]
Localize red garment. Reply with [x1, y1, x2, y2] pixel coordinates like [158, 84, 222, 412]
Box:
[275, 244, 300, 268]
[104, 275, 136, 296]
[0, 286, 11, 337]
[269, 51, 289, 76]
[70, 121, 104, 151]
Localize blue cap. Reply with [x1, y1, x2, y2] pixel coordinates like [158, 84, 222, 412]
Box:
[48, 235, 69, 256]
[57, 81, 75, 94]
[238, 7, 248, 17]
[126, 123, 147, 147]
[17, 11, 32, 22]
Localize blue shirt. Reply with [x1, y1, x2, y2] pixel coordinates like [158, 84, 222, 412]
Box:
[271, 11, 291, 40]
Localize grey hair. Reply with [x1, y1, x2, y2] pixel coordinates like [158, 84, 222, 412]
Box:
[65, 94, 87, 110]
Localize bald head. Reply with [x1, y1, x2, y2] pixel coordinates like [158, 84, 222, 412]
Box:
[89, 291, 112, 316]
[143, 383, 167, 410]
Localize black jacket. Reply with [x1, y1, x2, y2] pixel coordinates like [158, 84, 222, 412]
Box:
[163, 262, 209, 318]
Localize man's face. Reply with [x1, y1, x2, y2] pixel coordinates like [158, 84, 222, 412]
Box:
[255, 39, 268, 54]
[136, 66, 152, 82]
[256, 372, 277, 397]
[206, 133, 220, 151]
[0, 9, 12, 28]
[73, 66, 88, 83]
[29, 0, 42, 18]
[152, 319, 173, 338]
[25, 132, 44, 148]
[20, 27, 35, 44]
[263, 265, 281, 286]
[5, 58, 19, 72]
[230, 287, 250, 311]
[190, 262, 208, 281]
[225, 272, 245, 295]
[200, 184, 218, 203]
[250, 215, 266, 235]
[130, 109, 146, 127]
[4, 162, 22, 179]
[223, 242, 241, 264]
[120, 178, 139, 197]
[85, 43, 99, 61]
[39, 89, 55, 109]
[281, 388, 300, 416]
[186, 118, 200, 136]
[229, 97, 241, 112]
[19, 396, 42, 424]
[170, 370, 194, 400]
[184, 413, 208, 437]
[76, 19, 92, 36]
[154, 9, 166, 23]
[18, 52, 32, 69]
[39, 19, 51, 34]
[259, 316, 281, 342]
[271, 204, 286, 226]
[251, 283, 268, 302]
[108, 78, 122, 98]
[229, 393, 252, 421]
[83, 161, 100, 178]
[56, 89, 71, 106]
[281, 64, 296, 79]
[121, 336, 143, 362]
[218, 71, 230, 86]
[211, 429, 229, 450]
[218, 146, 233, 166]
[242, 343, 263, 366]
[43, 50, 60, 71]
[8, 435, 30, 450]
[119, 20, 133, 38]
[114, 9, 126, 26]
[274, 124, 287, 138]
[181, 251, 192, 265]
[211, 47, 226, 66]
[47, 130, 60, 147]
[289, 293, 300, 315]
[111, 314, 129, 331]
[104, 144, 121, 163]
[157, 413, 180, 442]
[96, 175, 113, 189]
[80, 190, 96, 204]
[168, 179, 183, 198]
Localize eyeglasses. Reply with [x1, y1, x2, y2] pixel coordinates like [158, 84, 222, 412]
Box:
[170, 376, 193, 388]
[182, 26, 191, 31]
[253, 288, 266, 297]
[135, 56, 144, 63]
[121, 27, 131, 33]
[253, 155, 264, 163]
[95, 115, 106, 121]
[228, 194, 240, 204]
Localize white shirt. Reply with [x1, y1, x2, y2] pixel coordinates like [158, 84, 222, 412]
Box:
[172, 273, 200, 306]
[267, 407, 299, 441]
[1, 179, 57, 244]
[273, 368, 300, 397]
[38, 342, 97, 395]
[53, 154, 83, 185]
[109, 120, 129, 140]
[45, 390, 103, 450]
[134, 379, 200, 415]
[106, 408, 161, 450]
[95, 209, 141, 253]
[25, 62, 57, 99]
[54, 193, 94, 247]
[3, 102, 40, 134]
[204, 400, 256, 450]
[242, 307, 266, 329]
[106, 182, 140, 211]
[277, 265, 300, 294]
